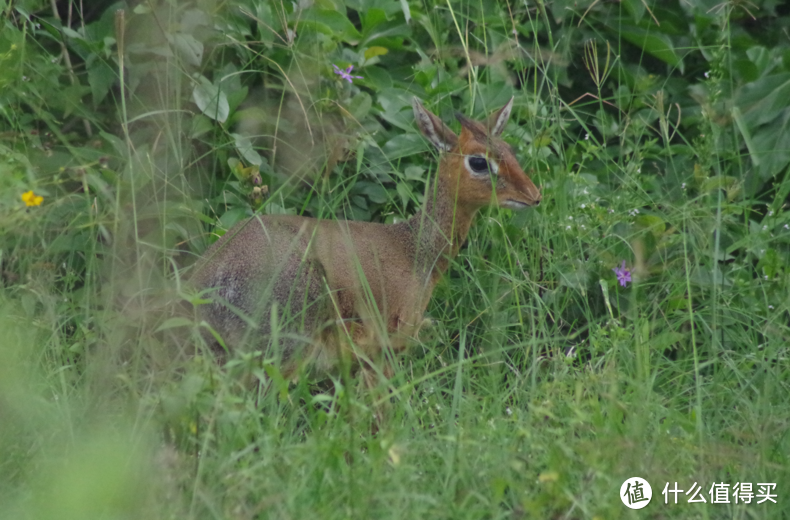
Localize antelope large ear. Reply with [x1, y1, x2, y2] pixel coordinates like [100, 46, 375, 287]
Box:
[412, 98, 458, 152]
[487, 96, 514, 137]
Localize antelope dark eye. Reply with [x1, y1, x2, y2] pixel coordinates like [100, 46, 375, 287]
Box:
[468, 156, 490, 174]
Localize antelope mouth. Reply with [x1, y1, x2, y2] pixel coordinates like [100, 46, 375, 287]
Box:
[502, 199, 535, 210]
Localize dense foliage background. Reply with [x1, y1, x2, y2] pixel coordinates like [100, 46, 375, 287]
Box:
[1, 0, 789, 518]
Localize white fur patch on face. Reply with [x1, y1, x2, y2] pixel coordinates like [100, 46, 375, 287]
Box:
[501, 199, 529, 210]
[464, 154, 499, 178]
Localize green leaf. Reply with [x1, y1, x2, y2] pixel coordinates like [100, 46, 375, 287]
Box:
[100, 131, 127, 157]
[361, 66, 393, 90]
[736, 72, 790, 127]
[87, 58, 116, 106]
[181, 9, 210, 33]
[61, 26, 83, 40]
[190, 114, 214, 139]
[364, 46, 388, 61]
[255, 2, 275, 46]
[357, 182, 389, 204]
[383, 133, 426, 160]
[192, 77, 229, 123]
[352, 195, 368, 210]
[621, 0, 646, 22]
[557, 260, 589, 291]
[731, 106, 759, 166]
[362, 8, 389, 31]
[746, 46, 771, 75]
[700, 175, 739, 195]
[49, 232, 92, 254]
[634, 215, 666, 236]
[232, 133, 262, 166]
[549, 0, 578, 23]
[650, 331, 686, 351]
[619, 27, 683, 71]
[231, 107, 268, 127]
[346, 92, 372, 120]
[750, 112, 790, 180]
[404, 166, 425, 181]
[396, 182, 413, 206]
[263, 364, 290, 403]
[360, 19, 412, 48]
[226, 86, 249, 114]
[219, 207, 253, 229]
[156, 318, 194, 332]
[399, 0, 411, 24]
[169, 33, 203, 66]
[732, 58, 759, 83]
[300, 8, 361, 44]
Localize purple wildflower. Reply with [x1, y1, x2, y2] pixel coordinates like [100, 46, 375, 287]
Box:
[612, 261, 631, 287]
[333, 64, 362, 83]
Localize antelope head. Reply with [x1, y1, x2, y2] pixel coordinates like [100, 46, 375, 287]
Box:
[413, 97, 542, 212]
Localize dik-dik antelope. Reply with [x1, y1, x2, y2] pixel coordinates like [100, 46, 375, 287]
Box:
[191, 97, 541, 381]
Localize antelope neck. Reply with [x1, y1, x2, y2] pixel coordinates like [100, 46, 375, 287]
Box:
[404, 160, 480, 283]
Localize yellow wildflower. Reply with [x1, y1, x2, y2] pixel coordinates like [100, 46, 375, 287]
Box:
[22, 190, 44, 207]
